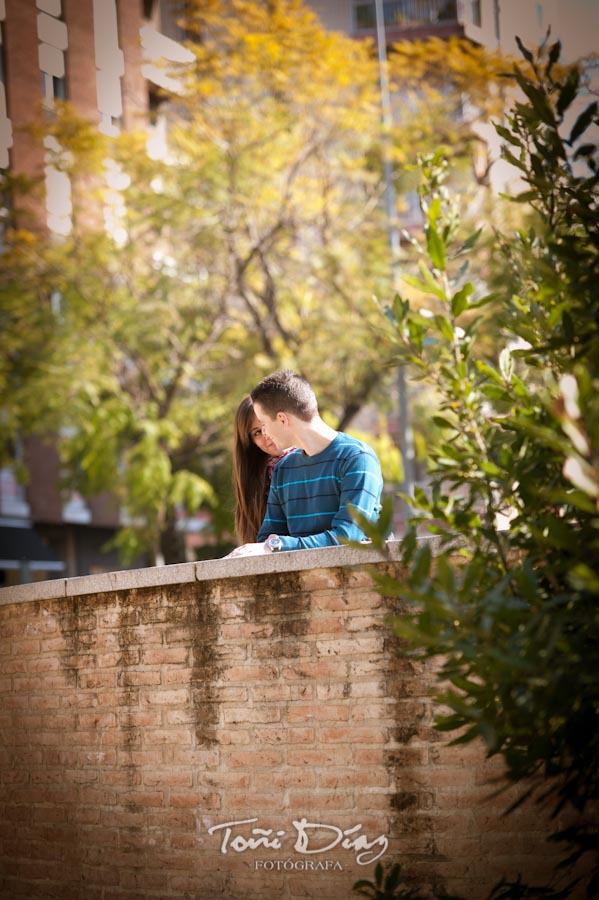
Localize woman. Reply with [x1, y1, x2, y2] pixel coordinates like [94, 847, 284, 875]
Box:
[232, 396, 293, 544]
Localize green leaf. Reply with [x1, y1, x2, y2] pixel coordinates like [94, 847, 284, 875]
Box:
[501, 146, 527, 173]
[568, 564, 599, 593]
[556, 67, 580, 118]
[454, 227, 483, 256]
[499, 347, 513, 381]
[428, 195, 442, 226]
[450, 282, 473, 317]
[512, 190, 539, 204]
[475, 360, 504, 385]
[468, 292, 498, 310]
[568, 101, 598, 145]
[515, 37, 534, 64]
[435, 314, 454, 342]
[480, 461, 502, 477]
[412, 543, 432, 583]
[480, 383, 511, 401]
[425, 224, 446, 271]
[545, 39, 561, 75]
[402, 269, 445, 301]
[514, 72, 556, 127]
[494, 123, 523, 148]
[573, 143, 598, 161]
[432, 415, 457, 430]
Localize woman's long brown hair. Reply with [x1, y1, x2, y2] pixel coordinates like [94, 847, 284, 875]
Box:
[233, 396, 270, 543]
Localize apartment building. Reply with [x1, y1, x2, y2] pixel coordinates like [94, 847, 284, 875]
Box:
[305, 0, 598, 61]
[0, 0, 191, 585]
[308, 0, 464, 40]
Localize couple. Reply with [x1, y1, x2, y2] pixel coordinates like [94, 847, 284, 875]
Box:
[228, 370, 383, 558]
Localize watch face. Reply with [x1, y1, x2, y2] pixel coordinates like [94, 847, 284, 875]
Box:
[267, 535, 282, 552]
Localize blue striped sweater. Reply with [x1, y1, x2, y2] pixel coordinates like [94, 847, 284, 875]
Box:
[257, 432, 383, 550]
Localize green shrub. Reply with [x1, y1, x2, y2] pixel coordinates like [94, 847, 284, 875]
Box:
[355, 38, 599, 897]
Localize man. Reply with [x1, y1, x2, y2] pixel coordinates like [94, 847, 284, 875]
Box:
[226, 371, 383, 557]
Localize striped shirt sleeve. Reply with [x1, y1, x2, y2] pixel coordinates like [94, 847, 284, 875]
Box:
[257, 438, 383, 550]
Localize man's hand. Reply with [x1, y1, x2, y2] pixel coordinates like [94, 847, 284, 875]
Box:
[223, 542, 269, 559]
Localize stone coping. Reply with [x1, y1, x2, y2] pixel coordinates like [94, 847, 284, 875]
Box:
[0, 539, 431, 607]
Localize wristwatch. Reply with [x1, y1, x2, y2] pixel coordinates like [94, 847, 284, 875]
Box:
[265, 534, 283, 553]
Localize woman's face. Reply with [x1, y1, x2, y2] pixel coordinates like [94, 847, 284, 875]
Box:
[249, 413, 279, 456]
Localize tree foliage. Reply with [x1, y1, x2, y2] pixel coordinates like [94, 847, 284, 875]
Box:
[358, 39, 599, 894]
[0, 0, 520, 565]
[388, 35, 514, 181]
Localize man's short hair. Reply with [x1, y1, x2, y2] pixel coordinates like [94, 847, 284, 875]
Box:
[251, 371, 318, 422]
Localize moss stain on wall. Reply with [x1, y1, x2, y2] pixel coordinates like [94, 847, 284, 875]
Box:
[188, 580, 223, 747]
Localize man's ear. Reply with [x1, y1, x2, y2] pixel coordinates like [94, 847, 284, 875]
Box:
[277, 412, 289, 426]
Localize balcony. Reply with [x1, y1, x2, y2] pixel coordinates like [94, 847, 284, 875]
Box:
[353, 0, 463, 41]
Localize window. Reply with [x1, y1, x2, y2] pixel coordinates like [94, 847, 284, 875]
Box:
[41, 71, 67, 107]
[355, 2, 376, 29]
[471, 0, 481, 27]
[353, 1, 458, 31]
[0, 438, 31, 521]
[0, 187, 12, 254]
[0, 18, 12, 170]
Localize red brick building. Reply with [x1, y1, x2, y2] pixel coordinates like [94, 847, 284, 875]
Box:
[0, 0, 186, 585]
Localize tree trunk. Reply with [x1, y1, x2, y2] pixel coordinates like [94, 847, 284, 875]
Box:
[160, 509, 186, 565]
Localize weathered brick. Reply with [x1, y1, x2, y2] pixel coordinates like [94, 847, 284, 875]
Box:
[316, 637, 384, 657]
[287, 748, 354, 767]
[144, 728, 192, 746]
[320, 726, 388, 744]
[280, 660, 347, 680]
[120, 790, 164, 807]
[318, 768, 391, 788]
[223, 706, 281, 724]
[299, 570, 342, 591]
[288, 703, 350, 723]
[77, 712, 117, 730]
[226, 749, 284, 769]
[142, 647, 189, 665]
[142, 688, 189, 706]
[118, 669, 161, 687]
[221, 621, 275, 640]
[171, 790, 221, 809]
[223, 663, 279, 682]
[118, 709, 162, 728]
[99, 768, 141, 787]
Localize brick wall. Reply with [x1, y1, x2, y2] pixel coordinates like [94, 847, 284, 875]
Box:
[62, 0, 98, 120]
[4, 0, 45, 217]
[0, 543, 585, 899]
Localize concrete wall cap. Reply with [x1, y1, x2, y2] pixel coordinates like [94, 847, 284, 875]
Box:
[0, 537, 444, 606]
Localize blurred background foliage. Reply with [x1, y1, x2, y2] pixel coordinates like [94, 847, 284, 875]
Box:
[0, 0, 592, 567]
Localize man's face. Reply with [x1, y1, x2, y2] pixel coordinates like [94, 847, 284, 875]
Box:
[252, 401, 287, 452]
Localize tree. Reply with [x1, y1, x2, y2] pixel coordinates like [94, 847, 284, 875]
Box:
[388, 35, 514, 185]
[0, 0, 523, 565]
[160, 0, 400, 424]
[358, 38, 599, 895]
[2, 2, 393, 563]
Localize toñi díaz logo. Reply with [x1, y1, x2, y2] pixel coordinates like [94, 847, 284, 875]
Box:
[205, 817, 389, 869]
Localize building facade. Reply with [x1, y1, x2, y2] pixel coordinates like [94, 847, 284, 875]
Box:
[0, 0, 189, 585]
[307, 0, 464, 41]
[305, 0, 598, 62]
